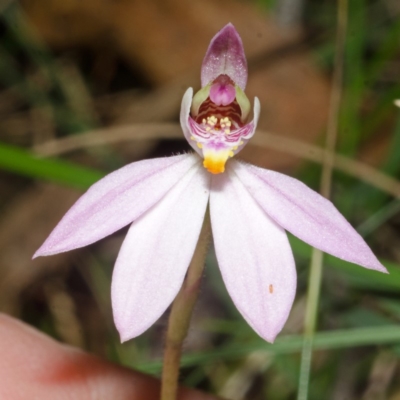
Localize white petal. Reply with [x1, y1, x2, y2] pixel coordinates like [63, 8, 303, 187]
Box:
[180, 88, 203, 156]
[232, 161, 387, 273]
[112, 165, 210, 341]
[34, 154, 200, 257]
[210, 170, 297, 342]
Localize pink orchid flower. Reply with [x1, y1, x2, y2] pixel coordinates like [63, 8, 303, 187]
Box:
[34, 24, 387, 343]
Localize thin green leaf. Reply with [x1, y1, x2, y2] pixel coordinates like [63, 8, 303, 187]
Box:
[0, 142, 103, 189]
[137, 325, 400, 374]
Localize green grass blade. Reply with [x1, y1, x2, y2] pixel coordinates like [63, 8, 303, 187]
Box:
[0, 142, 103, 189]
[339, 0, 366, 155]
[137, 325, 400, 374]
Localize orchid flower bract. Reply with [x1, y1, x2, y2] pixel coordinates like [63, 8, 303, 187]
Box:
[34, 24, 387, 343]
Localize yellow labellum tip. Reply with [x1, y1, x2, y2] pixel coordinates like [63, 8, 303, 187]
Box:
[203, 158, 226, 174]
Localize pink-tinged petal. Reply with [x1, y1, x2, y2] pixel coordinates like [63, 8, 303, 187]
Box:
[34, 154, 200, 257]
[180, 88, 203, 156]
[210, 170, 297, 342]
[112, 166, 210, 341]
[232, 162, 387, 273]
[201, 23, 248, 90]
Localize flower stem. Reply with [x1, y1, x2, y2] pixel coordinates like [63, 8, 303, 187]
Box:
[160, 211, 212, 400]
[297, 0, 348, 399]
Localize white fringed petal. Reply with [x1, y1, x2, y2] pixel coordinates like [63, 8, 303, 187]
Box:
[210, 169, 297, 342]
[34, 154, 200, 257]
[180, 88, 203, 156]
[112, 166, 210, 341]
[232, 161, 387, 273]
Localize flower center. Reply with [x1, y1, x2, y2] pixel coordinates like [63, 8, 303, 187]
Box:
[188, 74, 253, 175]
[195, 98, 243, 132]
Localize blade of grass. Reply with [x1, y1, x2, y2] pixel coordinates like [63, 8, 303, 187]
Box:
[357, 198, 400, 237]
[361, 85, 400, 140]
[339, 0, 365, 155]
[365, 16, 400, 84]
[298, 0, 347, 398]
[137, 325, 400, 374]
[335, 17, 400, 217]
[0, 45, 91, 133]
[1, 3, 97, 133]
[0, 142, 103, 189]
[339, 108, 400, 234]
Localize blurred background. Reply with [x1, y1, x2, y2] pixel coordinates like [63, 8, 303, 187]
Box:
[0, 0, 400, 398]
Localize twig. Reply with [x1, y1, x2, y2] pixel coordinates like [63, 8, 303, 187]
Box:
[32, 124, 400, 198]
